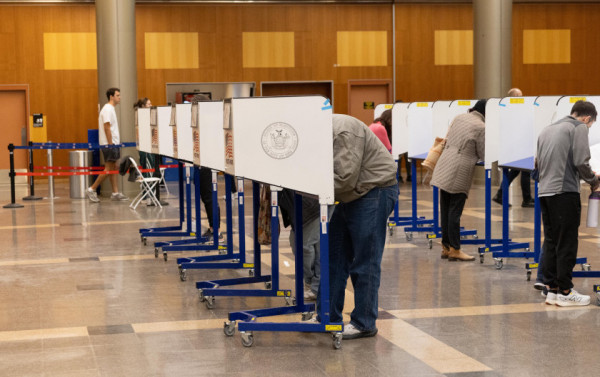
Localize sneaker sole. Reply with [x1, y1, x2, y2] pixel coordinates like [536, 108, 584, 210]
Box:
[343, 328, 378, 340]
[555, 300, 590, 307]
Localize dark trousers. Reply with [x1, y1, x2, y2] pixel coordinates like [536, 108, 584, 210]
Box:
[495, 169, 532, 202]
[199, 167, 219, 229]
[540, 193, 580, 291]
[440, 190, 467, 250]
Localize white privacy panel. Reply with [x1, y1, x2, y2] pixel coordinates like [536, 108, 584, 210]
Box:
[157, 106, 174, 158]
[136, 108, 151, 154]
[229, 96, 334, 204]
[176, 104, 193, 163]
[447, 99, 476, 135]
[552, 95, 600, 171]
[407, 102, 434, 159]
[553, 96, 600, 146]
[198, 101, 225, 172]
[533, 96, 561, 143]
[391, 102, 409, 158]
[498, 96, 536, 170]
[484, 98, 501, 169]
[374, 103, 393, 121]
[432, 101, 451, 139]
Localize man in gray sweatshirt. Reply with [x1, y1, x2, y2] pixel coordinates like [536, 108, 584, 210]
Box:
[536, 100, 599, 307]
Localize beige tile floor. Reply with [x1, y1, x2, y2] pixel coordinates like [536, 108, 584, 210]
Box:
[1, 177, 600, 377]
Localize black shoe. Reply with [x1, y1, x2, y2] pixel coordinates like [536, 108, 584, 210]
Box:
[406, 175, 412, 182]
[398, 176, 404, 183]
[521, 199, 535, 208]
[493, 195, 511, 207]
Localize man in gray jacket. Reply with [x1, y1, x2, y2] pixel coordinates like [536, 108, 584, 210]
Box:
[323, 114, 398, 340]
[537, 100, 599, 307]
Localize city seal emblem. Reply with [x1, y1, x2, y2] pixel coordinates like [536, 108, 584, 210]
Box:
[261, 122, 298, 159]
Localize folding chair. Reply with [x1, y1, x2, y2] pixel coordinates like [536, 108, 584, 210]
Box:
[159, 166, 170, 196]
[128, 157, 162, 210]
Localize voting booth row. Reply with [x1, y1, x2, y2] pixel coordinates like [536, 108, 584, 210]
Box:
[380, 96, 600, 291]
[135, 96, 345, 348]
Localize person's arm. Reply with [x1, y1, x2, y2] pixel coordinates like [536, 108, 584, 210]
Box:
[475, 127, 485, 161]
[103, 122, 113, 145]
[333, 130, 364, 196]
[572, 124, 598, 188]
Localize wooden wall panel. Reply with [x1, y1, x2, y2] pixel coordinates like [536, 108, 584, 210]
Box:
[395, 4, 473, 102]
[434, 30, 473, 66]
[0, 5, 97, 169]
[136, 4, 392, 115]
[513, 4, 600, 96]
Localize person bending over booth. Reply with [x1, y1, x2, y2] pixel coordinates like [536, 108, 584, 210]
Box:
[322, 114, 398, 340]
[431, 99, 487, 262]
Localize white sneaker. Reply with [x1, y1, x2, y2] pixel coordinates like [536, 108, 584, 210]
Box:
[304, 290, 317, 301]
[86, 188, 99, 203]
[556, 290, 590, 307]
[111, 192, 129, 201]
[534, 282, 545, 291]
[545, 290, 557, 305]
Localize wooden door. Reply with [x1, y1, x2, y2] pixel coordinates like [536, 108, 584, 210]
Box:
[0, 86, 28, 172]
[348, 80, 392, 125]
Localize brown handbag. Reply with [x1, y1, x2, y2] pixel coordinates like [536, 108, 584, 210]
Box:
[422, 136, 446, 172]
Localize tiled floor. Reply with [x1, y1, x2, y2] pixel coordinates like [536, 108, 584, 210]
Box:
[1, 178, 600, 377]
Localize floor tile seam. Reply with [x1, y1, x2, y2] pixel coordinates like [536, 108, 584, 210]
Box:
[387, 302, 598, 320]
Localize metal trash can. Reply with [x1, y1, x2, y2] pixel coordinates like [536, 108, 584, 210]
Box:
[69, 150, 93, 199]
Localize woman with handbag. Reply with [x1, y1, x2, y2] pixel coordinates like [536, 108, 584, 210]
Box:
[431, 99, 487, 261]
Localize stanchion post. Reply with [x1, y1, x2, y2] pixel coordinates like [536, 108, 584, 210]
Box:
[23, 141, 42, 201]
[3, 143, 24, 209]
[47, 143, 56, 199]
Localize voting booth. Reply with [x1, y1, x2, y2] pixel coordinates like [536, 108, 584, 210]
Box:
[228, 96, 334, 203]
[391, 102, 409, 160]
[136, 108, 152, 154]
[374, 103, 393, 121]
[175, 104, 193, 163]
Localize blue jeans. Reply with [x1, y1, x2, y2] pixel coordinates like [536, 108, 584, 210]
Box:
[321, 184, 398, 331]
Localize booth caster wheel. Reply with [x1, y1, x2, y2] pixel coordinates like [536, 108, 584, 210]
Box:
[163, 252, 168, 262]
[302, 312, 314, 321]
[527, 270, 532, 281]
[525, 248, 530, 252]
[198, 289, 206, 302]
[224, 321, 236, 336]
[241, 332, 254, 347]
[428, 239, 433, 249]
[405, 232, 413, 242]
[479, 254, 484, 264]
[205, 296, 215, 309]
[219, 249, 227, 255]
[582, 263, 591, 271]
[285, 296, 296, 306]
[249, 269, 255, 277]
[264, 281, 272, 289]
[179, 267, 187, 282]
[596, 295, 600, 306]
[155, 248, 159, 258]
[142, 237, 147, 246]
[388, 227, 394, 236]
[332, 333, 342, 350]
[494, 258, 504, 270]
[473, 234, 479, 239]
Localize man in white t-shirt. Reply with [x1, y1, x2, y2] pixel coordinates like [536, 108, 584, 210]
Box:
[86, 87, 128, 202]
